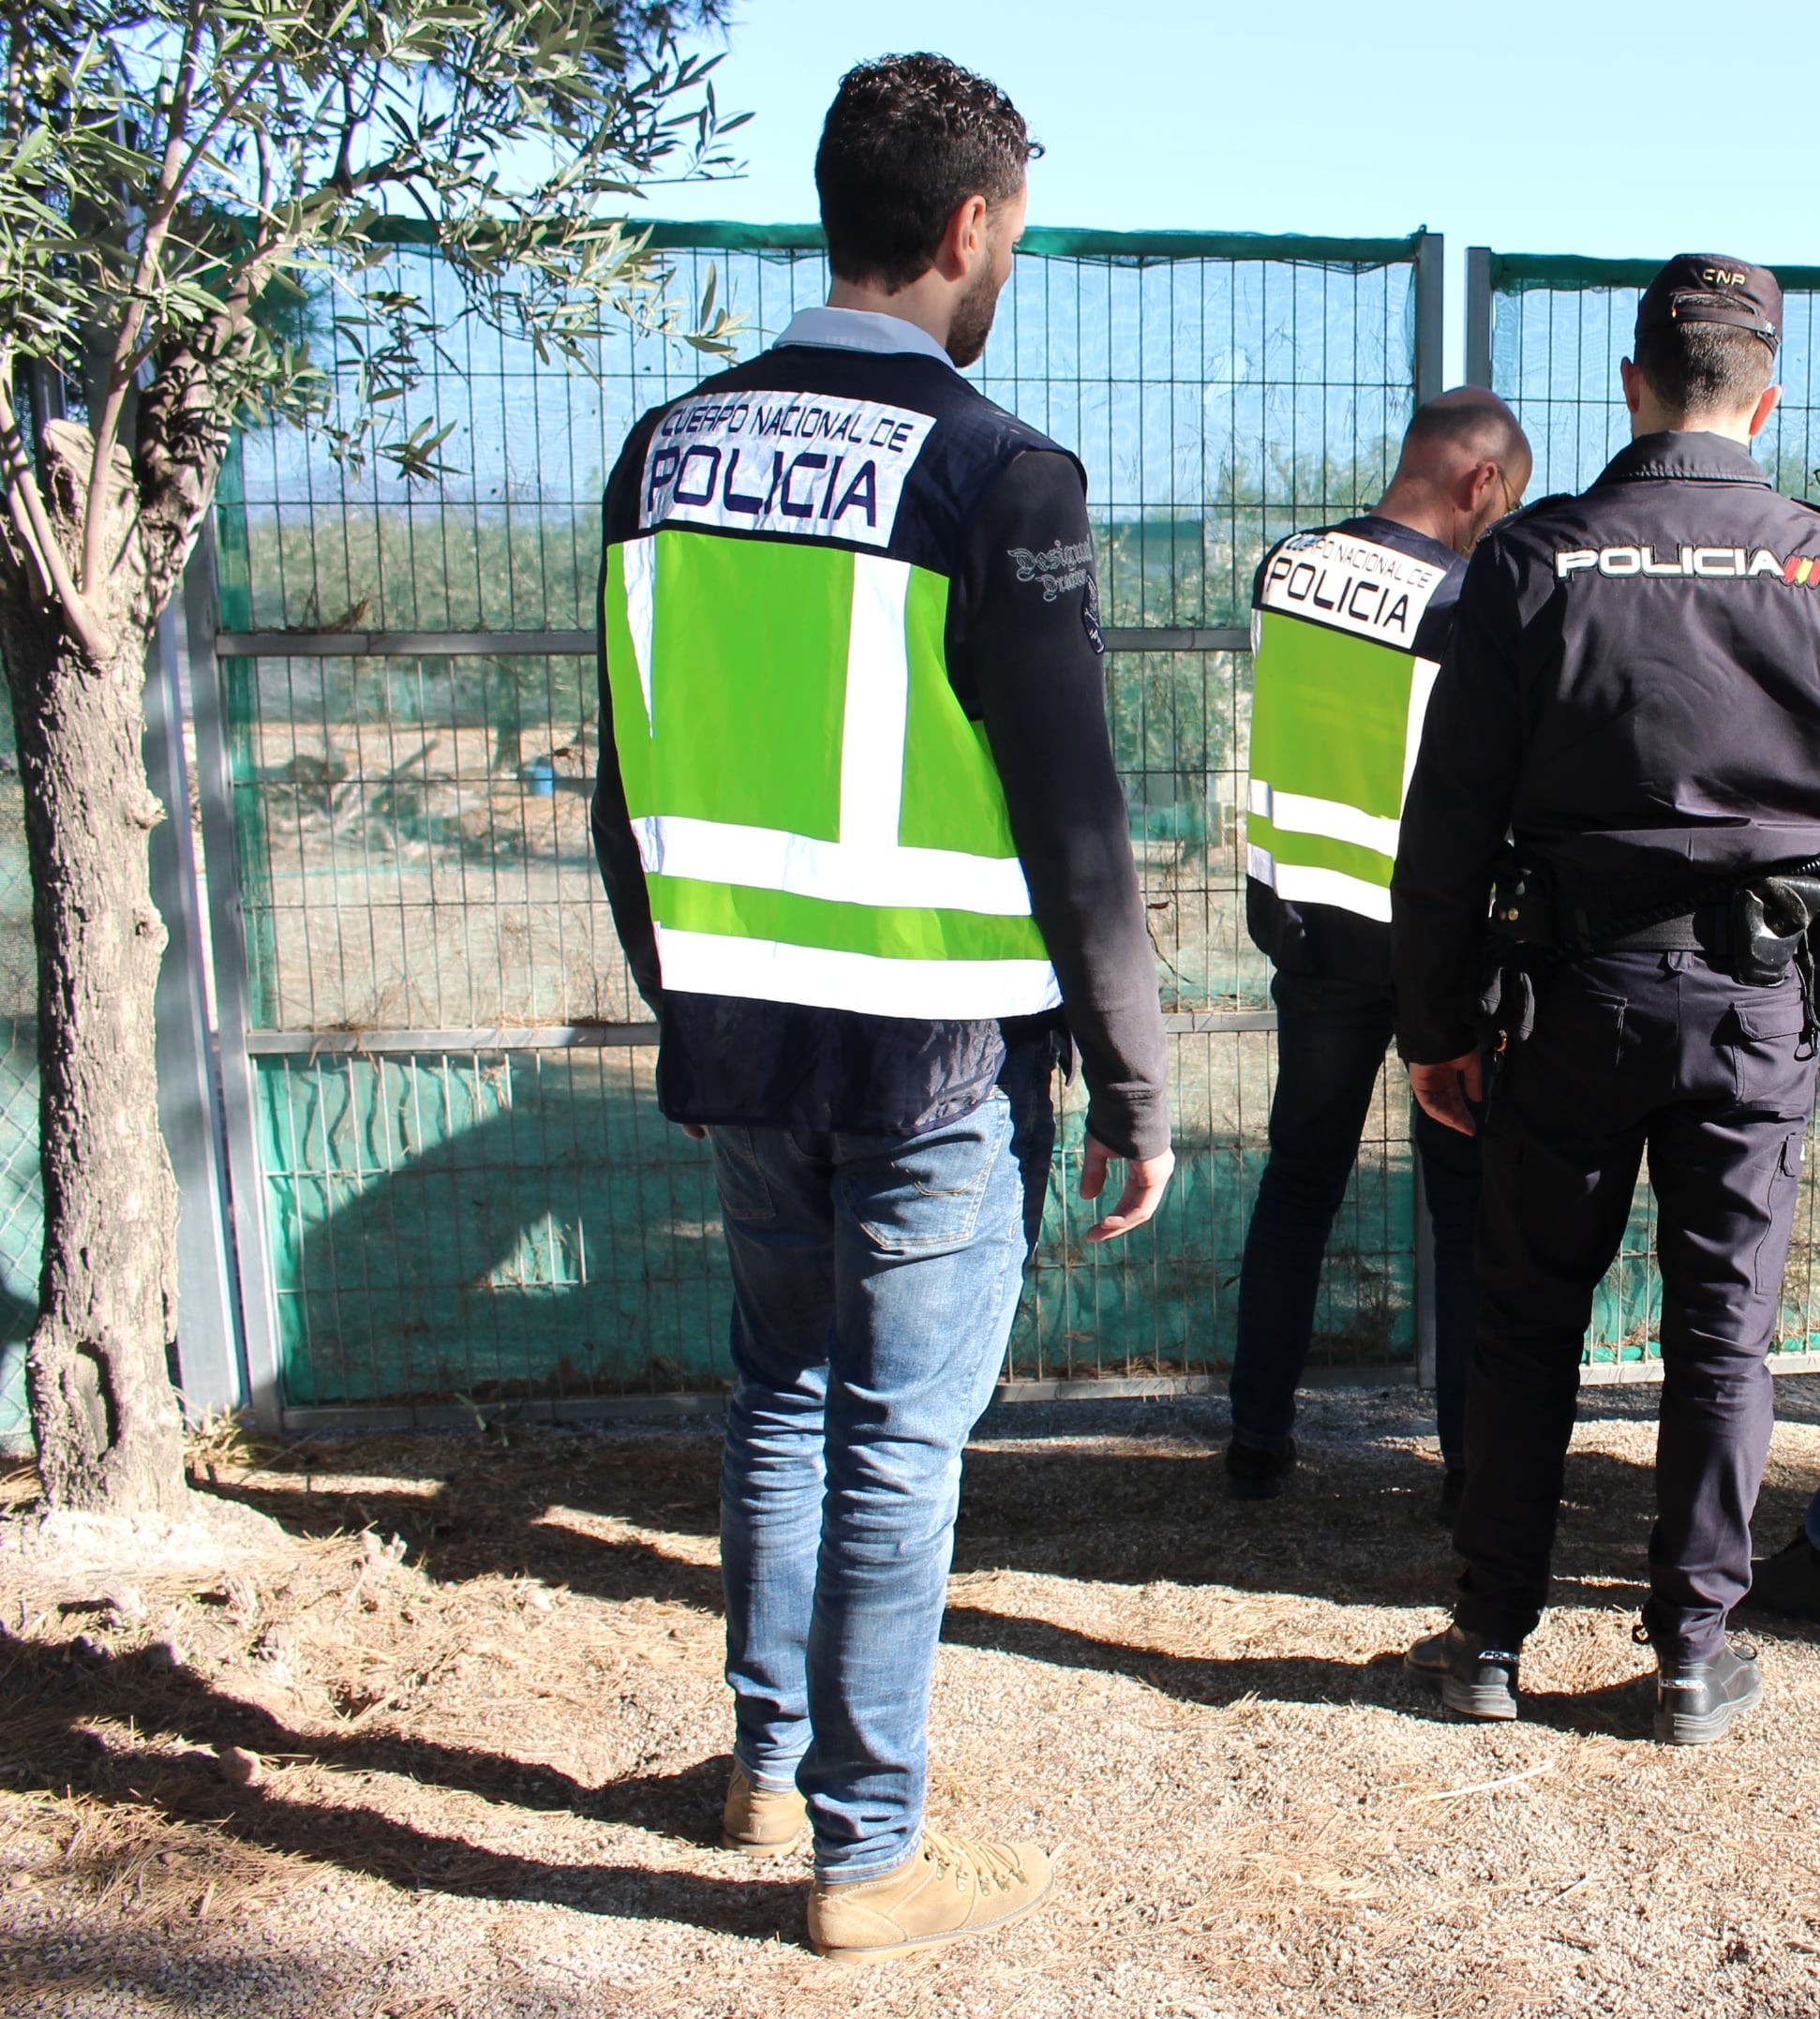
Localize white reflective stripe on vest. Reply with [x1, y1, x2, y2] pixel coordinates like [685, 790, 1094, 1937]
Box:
[633, 814, 1037, 914]
[839, 555, 911, 846]
[1400, 656, 1441, 808]
[654, 925, 1063, 1019]
[1246, 779, 1400, 859]
[622, 535, 658, 730]
[1246, 845, 1393, 924]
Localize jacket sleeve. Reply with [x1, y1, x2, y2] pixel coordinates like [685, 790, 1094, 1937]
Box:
[954, 449, 1171, 1159]
[1391, 536, 1527, 1063]
[591, 417, 664, 1016]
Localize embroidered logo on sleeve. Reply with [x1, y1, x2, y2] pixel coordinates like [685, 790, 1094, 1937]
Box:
[1082, 570, 1105, 654]
[1008, 536, 1095, 601]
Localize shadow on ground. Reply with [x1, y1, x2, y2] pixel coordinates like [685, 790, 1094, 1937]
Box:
[0, 1632, 799, 1941]
[205, 1425, 1681, 1627]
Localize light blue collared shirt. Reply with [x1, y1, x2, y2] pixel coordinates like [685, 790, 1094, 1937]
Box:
[775, 305, 956, 371]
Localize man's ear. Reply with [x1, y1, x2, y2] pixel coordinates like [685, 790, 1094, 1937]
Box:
[1748, 381, 1783, 440]
[933, 193, 989, 280]
[1460, 458, 1498, 511]
[1619, 357, 1643, 418]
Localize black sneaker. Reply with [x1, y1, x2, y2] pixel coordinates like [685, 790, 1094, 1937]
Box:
[1403, 1623, 1520, 1720]
[1225, 1438, 1296, 1502]
[1437, 1468, 1465, 1526]
[1745, 1531, 1820, 1623]
[1649, 1638, 1762, 1746]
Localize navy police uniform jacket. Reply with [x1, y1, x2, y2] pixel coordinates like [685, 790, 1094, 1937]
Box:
[1393, 430, 1820, 1064]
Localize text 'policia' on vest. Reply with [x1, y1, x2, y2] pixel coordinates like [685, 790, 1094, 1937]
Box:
[597, 336, 1067, 1024]
[1247, 525, 1457, 927]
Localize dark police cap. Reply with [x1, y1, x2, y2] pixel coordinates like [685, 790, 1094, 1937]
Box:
[1635, 254, 1781, 352]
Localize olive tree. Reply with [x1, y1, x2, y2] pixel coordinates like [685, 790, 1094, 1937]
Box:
[0, 0, 740, 1513]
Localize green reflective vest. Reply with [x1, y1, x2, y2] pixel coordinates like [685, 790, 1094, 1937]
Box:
[600, 373, 1064, 1019]
[1246, 526, 1453, 923]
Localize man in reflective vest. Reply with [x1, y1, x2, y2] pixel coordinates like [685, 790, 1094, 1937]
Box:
[1229, 393, 1531, 1511]
[591, 53, 1171, 1965]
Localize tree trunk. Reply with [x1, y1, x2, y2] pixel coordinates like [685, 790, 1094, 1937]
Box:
[0, 591, 186, 1514]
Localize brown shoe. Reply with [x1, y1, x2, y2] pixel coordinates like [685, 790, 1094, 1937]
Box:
[807, 1829, 1053, 1965]
[721, 1763, 807, 1858]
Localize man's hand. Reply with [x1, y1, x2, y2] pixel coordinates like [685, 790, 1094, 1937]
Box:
[1407, 1052, 1484, 1136]
[679, 1123, 708, 1141]
[1080, 1135, 1175, 1243]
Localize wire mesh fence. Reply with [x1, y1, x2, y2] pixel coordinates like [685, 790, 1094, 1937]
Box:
[22, 233, 1806, 1437]
[1485, 252, 1820, 505]
[1481, 250, 1820, 1368]
[207, 224, 1433, 1413]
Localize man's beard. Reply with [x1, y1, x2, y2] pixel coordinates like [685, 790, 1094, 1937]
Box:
[945, 262, 1004, 367]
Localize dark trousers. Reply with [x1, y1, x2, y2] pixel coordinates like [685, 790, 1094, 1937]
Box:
[1231, 972, 1482, 1468]
[1453, 951, 1817, 1664]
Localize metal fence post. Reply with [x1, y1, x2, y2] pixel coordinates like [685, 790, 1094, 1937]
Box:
[1414, 231, 1445, 407]
[1410, 230, 1445, 1382]
[182, 525, 286, 1432]
[146, 603, 244, 1419]
[1465, 247, 1494, 390]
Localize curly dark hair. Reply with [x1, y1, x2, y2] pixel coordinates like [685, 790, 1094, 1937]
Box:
[815, 53, 1040, 291]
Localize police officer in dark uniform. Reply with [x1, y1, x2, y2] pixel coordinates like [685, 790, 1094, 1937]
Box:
[1391, 255, 1820, 1744]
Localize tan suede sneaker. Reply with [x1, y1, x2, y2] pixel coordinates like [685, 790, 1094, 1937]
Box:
[721, 1763, 807, 1858]
[807, 1829, 1053, 1965]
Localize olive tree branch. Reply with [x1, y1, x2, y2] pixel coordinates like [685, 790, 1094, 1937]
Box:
[81, 0, 210, 599]
[0, 367, 106, 660]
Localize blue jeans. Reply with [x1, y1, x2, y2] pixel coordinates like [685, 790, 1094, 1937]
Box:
[713, 1043, 1053, 1881]
[1230, 971, 1481, 1469]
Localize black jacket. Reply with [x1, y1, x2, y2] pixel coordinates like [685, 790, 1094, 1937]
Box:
[1394, 431, 1820, 1063]
[591, 330, 1170, 1157]
[1245, 512, 1466, 987]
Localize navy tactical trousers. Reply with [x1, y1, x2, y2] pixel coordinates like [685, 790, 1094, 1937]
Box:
[1231, 971, 1482, 1468]
[1453, 950, 1818, 1664]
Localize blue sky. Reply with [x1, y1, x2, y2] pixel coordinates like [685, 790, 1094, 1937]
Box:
[654, 0, 1818, 383]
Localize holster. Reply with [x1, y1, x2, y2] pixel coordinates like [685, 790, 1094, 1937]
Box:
[1729, 876, 1820, 986]
[1730, 876, 1820, 1055]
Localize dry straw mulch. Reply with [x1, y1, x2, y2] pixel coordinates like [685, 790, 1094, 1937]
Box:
[4, 1383, 1820, 2018]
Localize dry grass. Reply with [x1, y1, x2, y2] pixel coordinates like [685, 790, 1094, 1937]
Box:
[3, 1387, 1820, 2016]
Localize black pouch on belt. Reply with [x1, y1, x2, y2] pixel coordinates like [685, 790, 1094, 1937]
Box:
[1472, 847, 1548, 1052]
[1472, 947, 1538, 1052]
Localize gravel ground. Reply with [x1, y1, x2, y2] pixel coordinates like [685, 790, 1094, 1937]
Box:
[4, 1382, 1820, 2017]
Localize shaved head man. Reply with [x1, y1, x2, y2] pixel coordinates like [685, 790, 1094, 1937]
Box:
[1228, 389, 1532, 1515]
[1381, 389, 1533, 557]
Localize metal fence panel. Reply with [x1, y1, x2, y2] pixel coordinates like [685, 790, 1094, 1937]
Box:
[1477, 249, 1820, 1366]
[204, 223, 1434, 1416]
[1484, 252, 1820, 501]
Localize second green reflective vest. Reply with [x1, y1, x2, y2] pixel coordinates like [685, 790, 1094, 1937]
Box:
[1247, 524, 1455, 924]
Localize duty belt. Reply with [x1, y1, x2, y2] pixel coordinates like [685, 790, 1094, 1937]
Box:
[1596, 907, 1729, 957]
[1477, 860, 1820, 1055]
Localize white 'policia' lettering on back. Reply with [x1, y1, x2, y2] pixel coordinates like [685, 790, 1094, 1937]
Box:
[1554, 545, 1792, 580]
[640, 392, 938, 547]
[1259, 529, 1449, 645]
